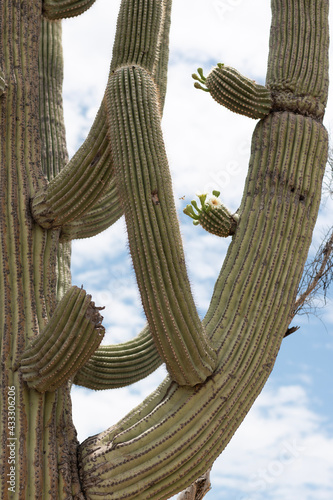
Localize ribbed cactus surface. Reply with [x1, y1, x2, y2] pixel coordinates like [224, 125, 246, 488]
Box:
[201, 64, 273, 119]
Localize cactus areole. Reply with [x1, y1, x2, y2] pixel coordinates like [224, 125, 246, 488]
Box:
[0, 1, 329, 499]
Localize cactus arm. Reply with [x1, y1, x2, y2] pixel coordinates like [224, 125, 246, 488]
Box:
[59, 176, 123, 241]
[32, 0, 172, 236]
[42, 0, 97, 20]
[184, 191, 239, 237]
[77, 0, 329, 498]
[151, 0, 172, 109]
[0, 67, 6, 96]
[194, 64, 273, 119]
[73, 325, 162, 389]
[108, 66, 217, 386]
[18, 286, 104, 392]
[31, 101, 115, 230]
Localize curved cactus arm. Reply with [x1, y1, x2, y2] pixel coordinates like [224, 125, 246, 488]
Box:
[107, 0, 217, 387]
[193, 64, 273, 119]
[108, 75, 217, 385]
[31, 101, 114, 230]
[0, 67, 6, 96]
[42, 0, 97, 20]
[79, 110, 328, 500]
[60, 176, 123, 241]
[184, 191, 239, 238]
[32, 1, 173, 236]
[73, 325, 163, 389]
[77, 0, 329, 495]
[18, 286, 105, 392]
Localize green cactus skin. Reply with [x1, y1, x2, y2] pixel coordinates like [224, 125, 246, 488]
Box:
[105, 0, 217, 388]
[79, 112, 328, 500]
[77, 1, 329, 498]
[19, 286, 105, 392]
[59, 176, 123, 241]
[31, 102, 115, 230]
[204, 65, 273, 119]
[42, 0, 97, 20]
[0, 7, 84, 497]
[73, 326, 162, 389]
[0, 68, 6, 96]
[199, 206, 238, 237]
[0, 0, 329, 499]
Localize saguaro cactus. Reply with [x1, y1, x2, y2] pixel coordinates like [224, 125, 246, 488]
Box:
[0, 1, 329, 499]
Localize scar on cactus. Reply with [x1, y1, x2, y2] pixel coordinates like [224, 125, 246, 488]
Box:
[184, 191, 239, 237]
[151, 189, 160, 205]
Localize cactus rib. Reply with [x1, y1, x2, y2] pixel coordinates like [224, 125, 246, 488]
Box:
[31, 102, 114, 229]
[0, 67, 6, 96]
[73, 326, 162, 389]
[80, 111, 328, 500]
[60, 177, 123, 241]
[42, 0, 97, 20]
[19, 286, 105, 392]
[184, 192, 239, 237]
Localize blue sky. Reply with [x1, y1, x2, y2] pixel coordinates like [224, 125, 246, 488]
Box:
[61, 1, 333, 498]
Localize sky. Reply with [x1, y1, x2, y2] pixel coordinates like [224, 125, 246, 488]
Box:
[61, 1, 333, 498]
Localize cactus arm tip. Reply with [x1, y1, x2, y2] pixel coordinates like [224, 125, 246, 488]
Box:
[19, 286, 105, 392]
[184, 191, 239, 237]
[194, 63, 273, 119]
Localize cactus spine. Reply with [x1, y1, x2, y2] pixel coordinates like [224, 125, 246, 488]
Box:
[194, 64, 273, 119]
[0, 0, 329, 499]
[184, 191, 239, 237]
